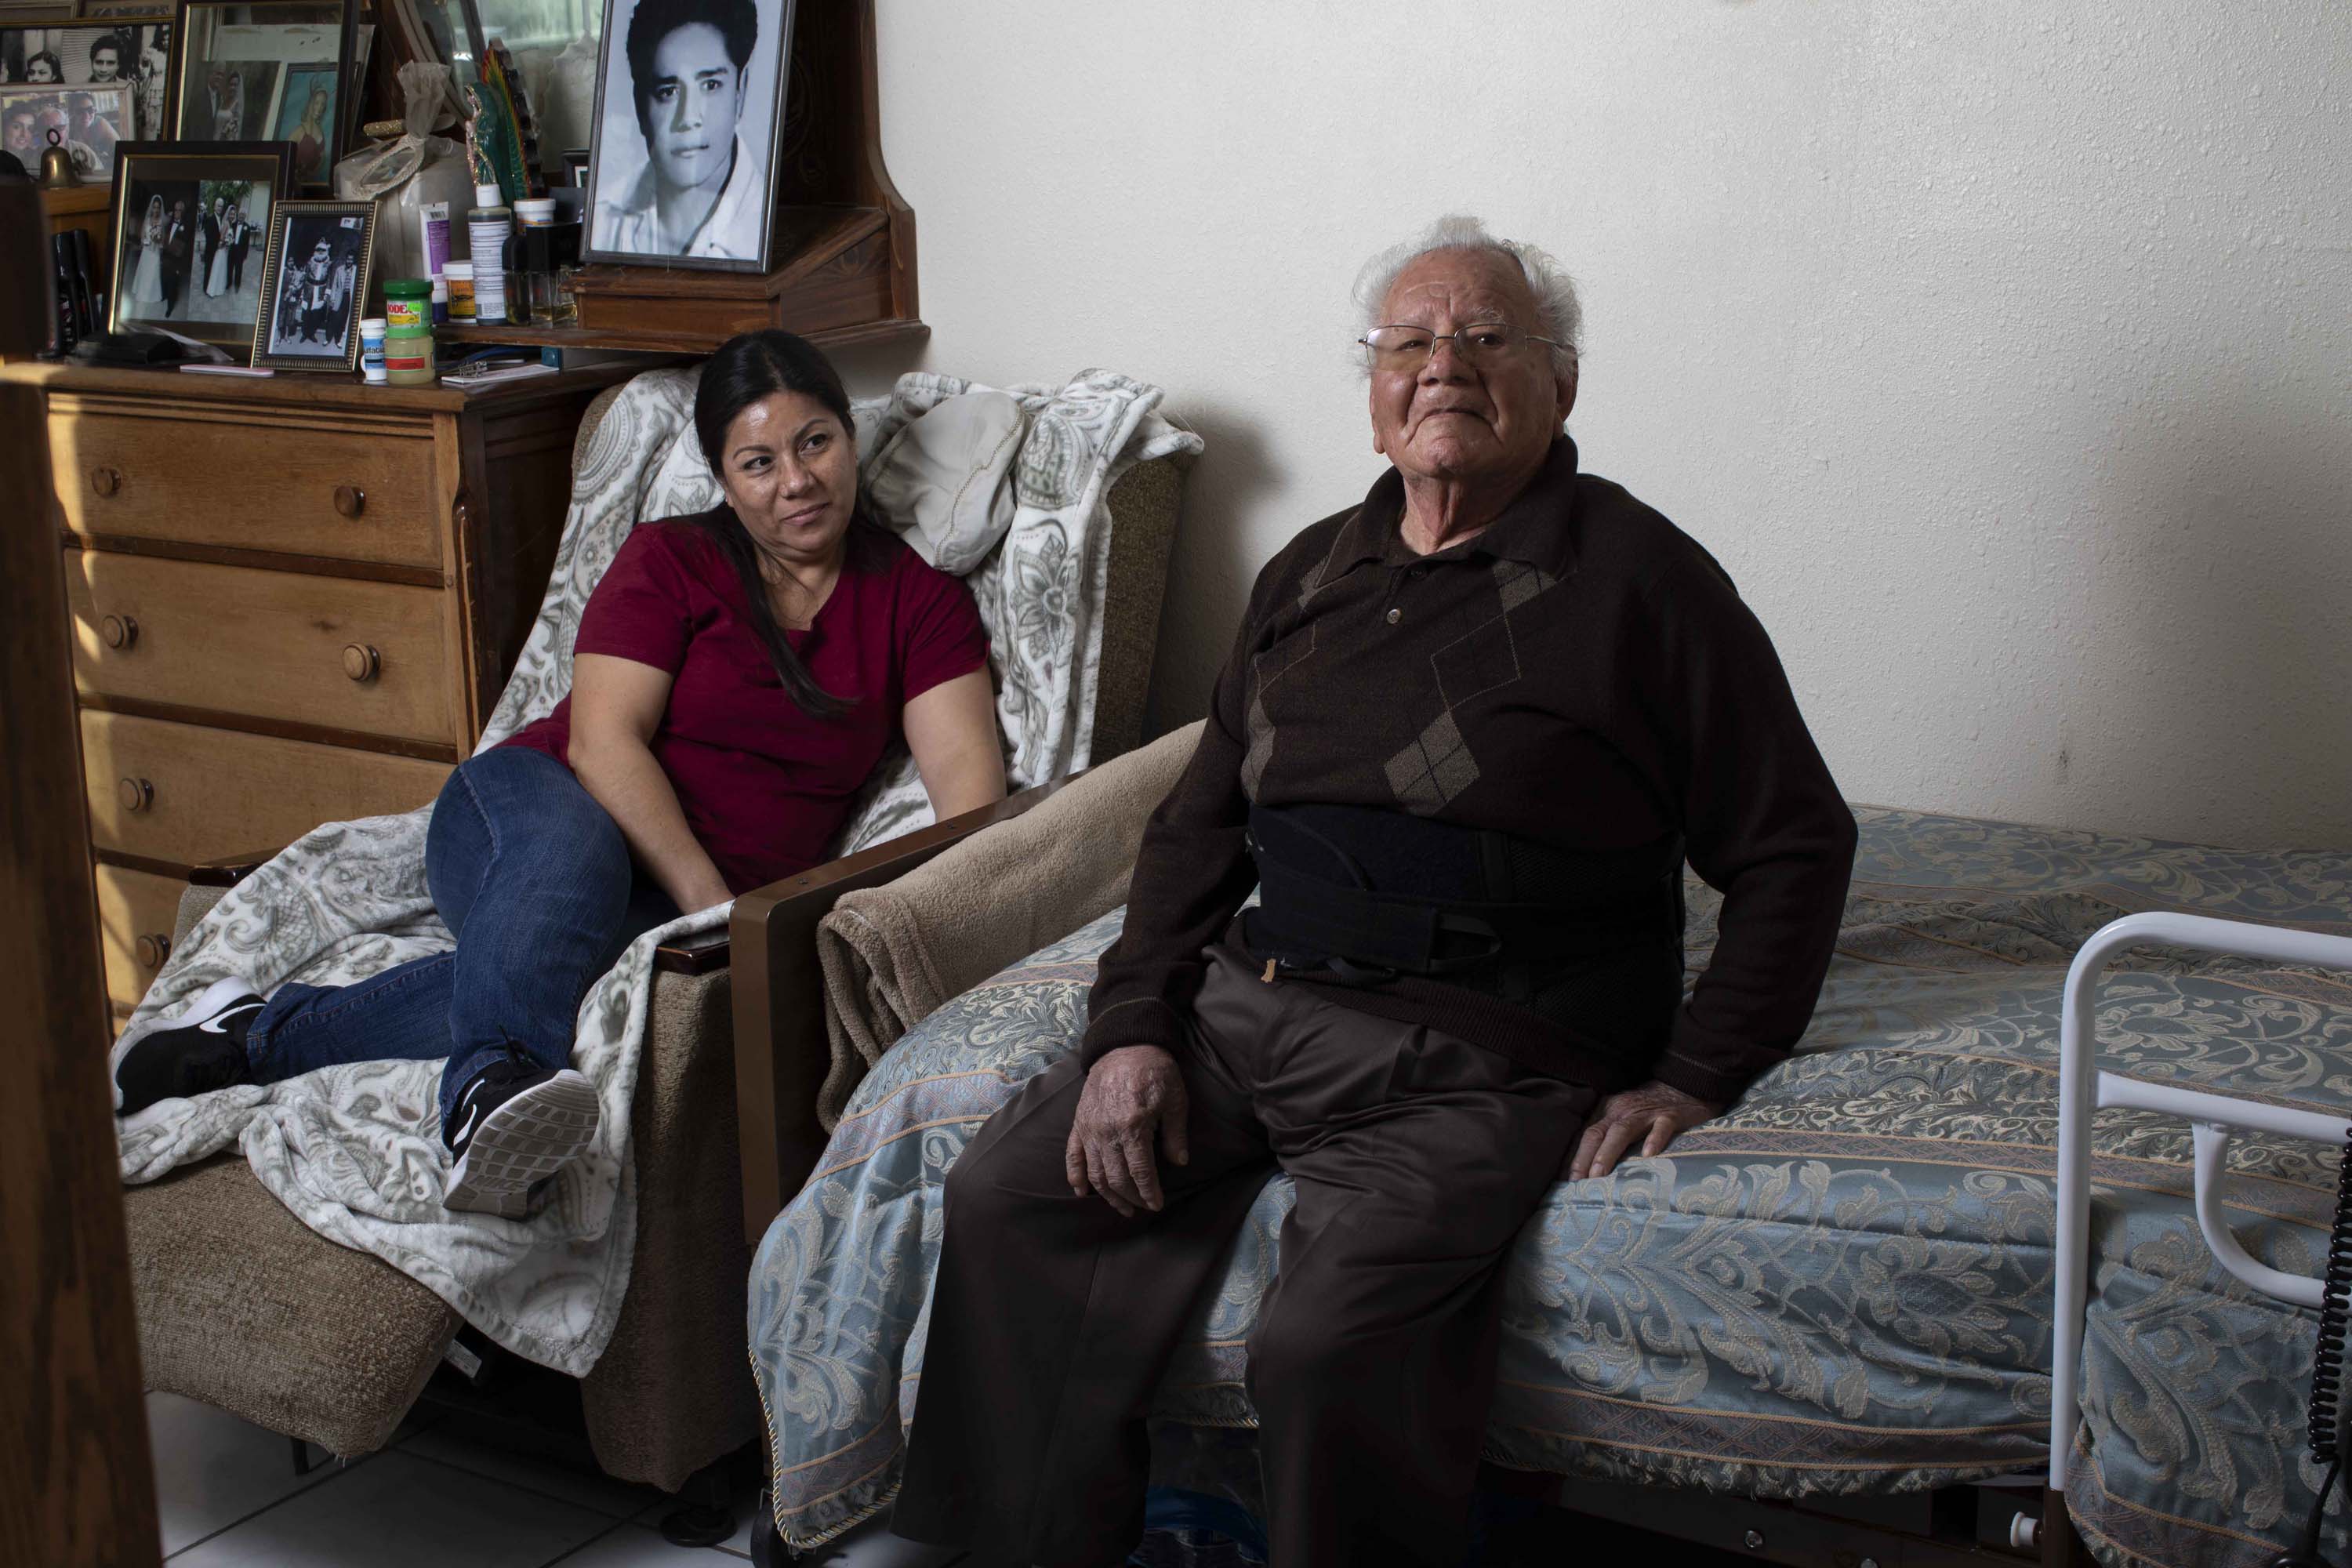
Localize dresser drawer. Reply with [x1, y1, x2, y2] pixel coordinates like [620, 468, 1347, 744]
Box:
[81, 710, 451, 867]
[49, 406, 443, 570]
[68, 550, 457, 744]
[94, 862, 189, 1019]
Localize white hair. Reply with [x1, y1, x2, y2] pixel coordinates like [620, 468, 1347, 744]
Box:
[1352, 213, 1583, 378]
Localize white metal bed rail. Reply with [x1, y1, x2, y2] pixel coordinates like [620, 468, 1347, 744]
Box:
[2050, 910, 2352, 1494]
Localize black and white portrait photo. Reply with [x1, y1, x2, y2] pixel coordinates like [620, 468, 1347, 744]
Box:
[583, 0, 793, 271]
[255, 200, 373, 371]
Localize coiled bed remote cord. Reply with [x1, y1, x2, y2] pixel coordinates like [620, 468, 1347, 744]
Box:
[2278, 1126, 2352, 1568]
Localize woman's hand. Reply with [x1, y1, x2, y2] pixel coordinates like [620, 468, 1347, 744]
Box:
[1065, 1044, 1189, 1218]
[1567, 1080, 1719, 1181]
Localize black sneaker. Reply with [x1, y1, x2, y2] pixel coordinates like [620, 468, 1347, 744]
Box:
[116, 976, 263, 1116]
[441, 1051, 601, 1218]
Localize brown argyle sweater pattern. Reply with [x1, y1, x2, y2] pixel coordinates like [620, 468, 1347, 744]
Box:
[1083, 437, 1858, 1105]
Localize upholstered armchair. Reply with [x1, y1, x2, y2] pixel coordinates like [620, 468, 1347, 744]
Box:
[122, 377, 1189, 1503]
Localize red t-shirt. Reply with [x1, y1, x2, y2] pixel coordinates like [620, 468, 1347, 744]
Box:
[503, 514, 989, 894]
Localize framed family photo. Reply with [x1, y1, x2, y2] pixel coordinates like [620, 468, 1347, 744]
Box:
[106, 140, 296, 358]
[172, 0, 357, 190]
[581, 0, 796, 271]
[254, 198, 374, 372]
[0, 78, 132, 178]
[0, 12, 175, 142]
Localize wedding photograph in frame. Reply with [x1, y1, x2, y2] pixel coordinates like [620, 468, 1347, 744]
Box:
[172, 0, 356, 190]
[580, 0, 795, 271]
[105, 140, 296, 357]
[0, 12, 176, 142]
[252, 196, 374, 372]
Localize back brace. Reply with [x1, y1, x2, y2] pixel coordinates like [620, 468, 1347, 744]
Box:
[1240, 802, 1683, 988]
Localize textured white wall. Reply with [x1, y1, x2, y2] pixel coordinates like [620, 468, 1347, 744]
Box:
[832, 1, 2352, 848]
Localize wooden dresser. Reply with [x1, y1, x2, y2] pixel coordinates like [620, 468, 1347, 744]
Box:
[1, 361, 646, 1029]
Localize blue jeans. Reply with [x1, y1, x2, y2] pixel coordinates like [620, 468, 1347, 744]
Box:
[245, 746, 679, 1125]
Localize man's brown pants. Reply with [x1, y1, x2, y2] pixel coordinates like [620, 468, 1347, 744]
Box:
[891, 946, 1595, 1567]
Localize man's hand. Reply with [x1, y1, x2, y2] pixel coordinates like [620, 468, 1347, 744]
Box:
[1065, 1044, 1189, 1217]
[1568, 1080, 1719, 1181]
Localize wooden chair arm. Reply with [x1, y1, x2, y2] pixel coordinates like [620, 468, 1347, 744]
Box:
[187, 850, 285, 887]
[728, 774, 1077, 1243]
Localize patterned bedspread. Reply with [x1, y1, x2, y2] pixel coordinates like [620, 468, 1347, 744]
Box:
[749, 808, 2352, 1566]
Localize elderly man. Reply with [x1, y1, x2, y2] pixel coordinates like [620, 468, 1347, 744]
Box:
[892, 216, 1857, 1566]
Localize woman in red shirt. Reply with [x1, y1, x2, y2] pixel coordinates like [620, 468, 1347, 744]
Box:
[118, 331, 1004, 1214]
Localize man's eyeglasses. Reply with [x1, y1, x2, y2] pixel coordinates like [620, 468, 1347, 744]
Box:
[1357, 322, 1559, 370]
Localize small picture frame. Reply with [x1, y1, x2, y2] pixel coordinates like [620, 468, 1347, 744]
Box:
[0, 77, 132, 178]
[561, 145, 587, 187]
[107, 139, 297, 359]
[582, 0, 797, 272]
[253, 196, 374, 372]
[0, 11, 175, 143]
[172, 0, 356, 191]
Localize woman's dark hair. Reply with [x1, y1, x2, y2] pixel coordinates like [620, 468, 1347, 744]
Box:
[625, 0, 757, 138]
[691, 328, 895, 719]
[25, 49, 63, 81]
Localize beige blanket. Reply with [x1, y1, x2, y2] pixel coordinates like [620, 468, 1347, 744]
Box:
[813, 720, 1203, 1126]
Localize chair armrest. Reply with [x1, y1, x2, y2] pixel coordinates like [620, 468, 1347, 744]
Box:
[728, 775, 1076, 1243]
[187, 849, 286, 887]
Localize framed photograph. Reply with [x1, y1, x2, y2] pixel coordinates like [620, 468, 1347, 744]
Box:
[561, 145, 587, 187]
[254, 197, 373, 371]
[106, 140, 296, 358]
[581, 0, 795, 271]
[0, 14, 174, 141]
[172, 0, 355, 189]
[0, 78, 131, 178]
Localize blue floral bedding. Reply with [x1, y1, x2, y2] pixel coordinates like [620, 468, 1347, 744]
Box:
[749, 808, 2352, 1566]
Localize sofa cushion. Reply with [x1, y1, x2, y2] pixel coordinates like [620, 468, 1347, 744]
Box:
[126, 1156, 456, 1457]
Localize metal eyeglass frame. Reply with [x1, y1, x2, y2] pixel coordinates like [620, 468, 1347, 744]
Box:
[1356, 323, 1561, 366]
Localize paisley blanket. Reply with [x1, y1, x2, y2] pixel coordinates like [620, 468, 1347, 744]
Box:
[113, 365, 1199, 1376]
[750, 808, 2352, 1566]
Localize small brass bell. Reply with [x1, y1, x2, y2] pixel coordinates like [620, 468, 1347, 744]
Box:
[38, 127, 78, 189]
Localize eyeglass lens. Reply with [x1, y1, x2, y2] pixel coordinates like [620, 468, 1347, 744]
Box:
[1363, 325, 1525, 365]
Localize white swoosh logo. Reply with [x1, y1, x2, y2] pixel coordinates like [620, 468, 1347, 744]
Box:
[448, 1104, 482, 1148]
[195, 1001, 262, 1036]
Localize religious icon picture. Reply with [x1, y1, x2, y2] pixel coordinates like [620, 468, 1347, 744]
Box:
[582, 0, 797, 272]
[253, 197, 375, 372]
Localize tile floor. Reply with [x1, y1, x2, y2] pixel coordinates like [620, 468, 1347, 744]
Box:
[147, 1392, 985, 1567]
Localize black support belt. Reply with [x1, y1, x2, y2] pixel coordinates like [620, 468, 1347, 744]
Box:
[1240, 803, 1679, 985]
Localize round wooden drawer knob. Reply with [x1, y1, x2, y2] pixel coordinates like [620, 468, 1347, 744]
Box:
[89, 466, 122, 497]
[117, 776, 154, 813]
[343, 643, 381, 682]
[136, 933, 171, 970]
[100, 613, 139, 650]
[334, 485, 366, 518]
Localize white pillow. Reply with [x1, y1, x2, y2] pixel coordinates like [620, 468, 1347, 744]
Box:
[862, 390, 1026, 574]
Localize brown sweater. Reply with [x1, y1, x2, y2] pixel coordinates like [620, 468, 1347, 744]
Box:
[1081, 437, 1857, 1105]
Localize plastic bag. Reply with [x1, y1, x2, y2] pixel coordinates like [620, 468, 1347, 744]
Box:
[333, 63, 475, 304]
